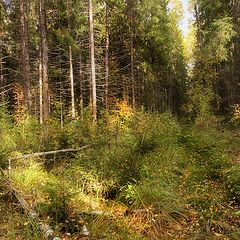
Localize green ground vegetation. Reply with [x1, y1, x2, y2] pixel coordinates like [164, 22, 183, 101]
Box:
[0, 106, 240, 239]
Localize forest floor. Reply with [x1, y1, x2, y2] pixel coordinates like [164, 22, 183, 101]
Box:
[0, 112, 240, 239]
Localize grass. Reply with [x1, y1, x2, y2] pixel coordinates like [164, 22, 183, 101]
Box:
[0, 107, 240, 239]
[0, 199, 43, 240]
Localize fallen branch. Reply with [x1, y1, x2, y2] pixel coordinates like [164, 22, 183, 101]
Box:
[2, 178, 60, 240]
[8, 145, 92, 161]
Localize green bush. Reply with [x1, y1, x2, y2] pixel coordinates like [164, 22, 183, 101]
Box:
[40, 181, 73, 223]
[13, 114, 42, 152]
[130, 112, 181, 152]
[0, 106, 16, 152]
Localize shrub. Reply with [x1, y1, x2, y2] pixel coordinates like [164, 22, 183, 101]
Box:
[13, 114, 42, 152]
[130, 112, 181, 152]
[0, 106, 16, 152]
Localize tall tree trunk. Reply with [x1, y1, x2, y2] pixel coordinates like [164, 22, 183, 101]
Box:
[232, 0, 240, 104]
[67, 0, 75, 118]
[0, 46, 4, 102]
[19, 0, 32, 111]
[0, 1, 6, 102]
[130, 9, 135, 108]
[89, 0, 97, 121]
[79, 52, 84, 116]
[69, 46, 75, 118]
[105, 3, 109, 112]
[39, 49, 43, 124]
[39, 0, 49, 124]
[0, 46, 3, 84]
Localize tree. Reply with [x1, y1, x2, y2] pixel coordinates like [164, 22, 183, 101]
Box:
[189, 0, 236, 119]
[39, 0, 49, 124]
[89, 0, 97, 121]
[0, 0, 4, 91]
[104, 2, 109, 112]
[19, 0, 32, 111]
[0, 0, 188, 120]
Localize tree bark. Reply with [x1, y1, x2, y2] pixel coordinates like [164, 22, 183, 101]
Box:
[39, 0, 49, 124]
[39, 49, 43, 124]
[89, 0, 97, 121]
[0, 47, 3, 85]
[79, 51, 84, 116]
[0, 0, 4, 93]
[130, 9, 135, 109]
[19, 0, 32, 111]
[232, 0, 240, 104]
[69, 46, 75, 118]
[3, 179, 60, 240]
[0, 46, 4, 101]
[8, 145, 92, 161]
[105, 3, 109, 112]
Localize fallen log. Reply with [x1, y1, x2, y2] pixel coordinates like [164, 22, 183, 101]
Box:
[1, 166, 91, 238]
[8, 145, 92, 161]
[2, 178, 61, 240]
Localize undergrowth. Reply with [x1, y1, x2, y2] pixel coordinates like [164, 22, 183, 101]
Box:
[0, 105, 240, 239]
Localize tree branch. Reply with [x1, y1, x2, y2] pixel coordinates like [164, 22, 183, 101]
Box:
[8, 145, 92, 161]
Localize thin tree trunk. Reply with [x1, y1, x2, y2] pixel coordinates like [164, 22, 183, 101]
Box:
[0, 48, 3, 85]
[89, 0, 97, 121]
[39, 50, 43, 124]
[0, 0, 4, 103]
[19, 0, 32, 111]
[0, 0, 4, 92]
[79, 52, 84, 116]
[105, 3, 109, 112]
[0, 47, 4, 102]
[66, 0, 75, 118]
[130, 9, 135, 109]
[232, 0, 240, 104]
[69, 46, 75, 118]
[39, 0, 49, 124]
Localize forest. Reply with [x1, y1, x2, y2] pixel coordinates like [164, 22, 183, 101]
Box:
[0, 0, 240, 239]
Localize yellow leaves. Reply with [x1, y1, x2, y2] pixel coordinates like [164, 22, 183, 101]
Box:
[108, 100, 134, 132]
[115, 100, 134, 120]
[13, 83, 26, 123]
[232, 104, 240, 121]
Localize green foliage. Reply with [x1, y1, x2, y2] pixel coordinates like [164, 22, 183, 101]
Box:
[11, 162, 58, 196]
[0, 149, 8, 170]
[130, 111, 181, 152]
[13, 114, 42, 152]
[1, 108, 240, 239]
[224, 165, 240, 203]
[0, 201, 43, 240]
[39, 181, 72, 223]
[187, 84, 214, 122]
[0, 106, 16, 152]
[179, 131, 231, 180]
[204, 17, 235, 62]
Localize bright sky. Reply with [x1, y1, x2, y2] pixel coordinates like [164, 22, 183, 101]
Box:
[179, 0, 194, 36]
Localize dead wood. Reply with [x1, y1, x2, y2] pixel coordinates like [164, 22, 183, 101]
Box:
[2, 179, 60, 240]
[8, 145, 92, 161]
